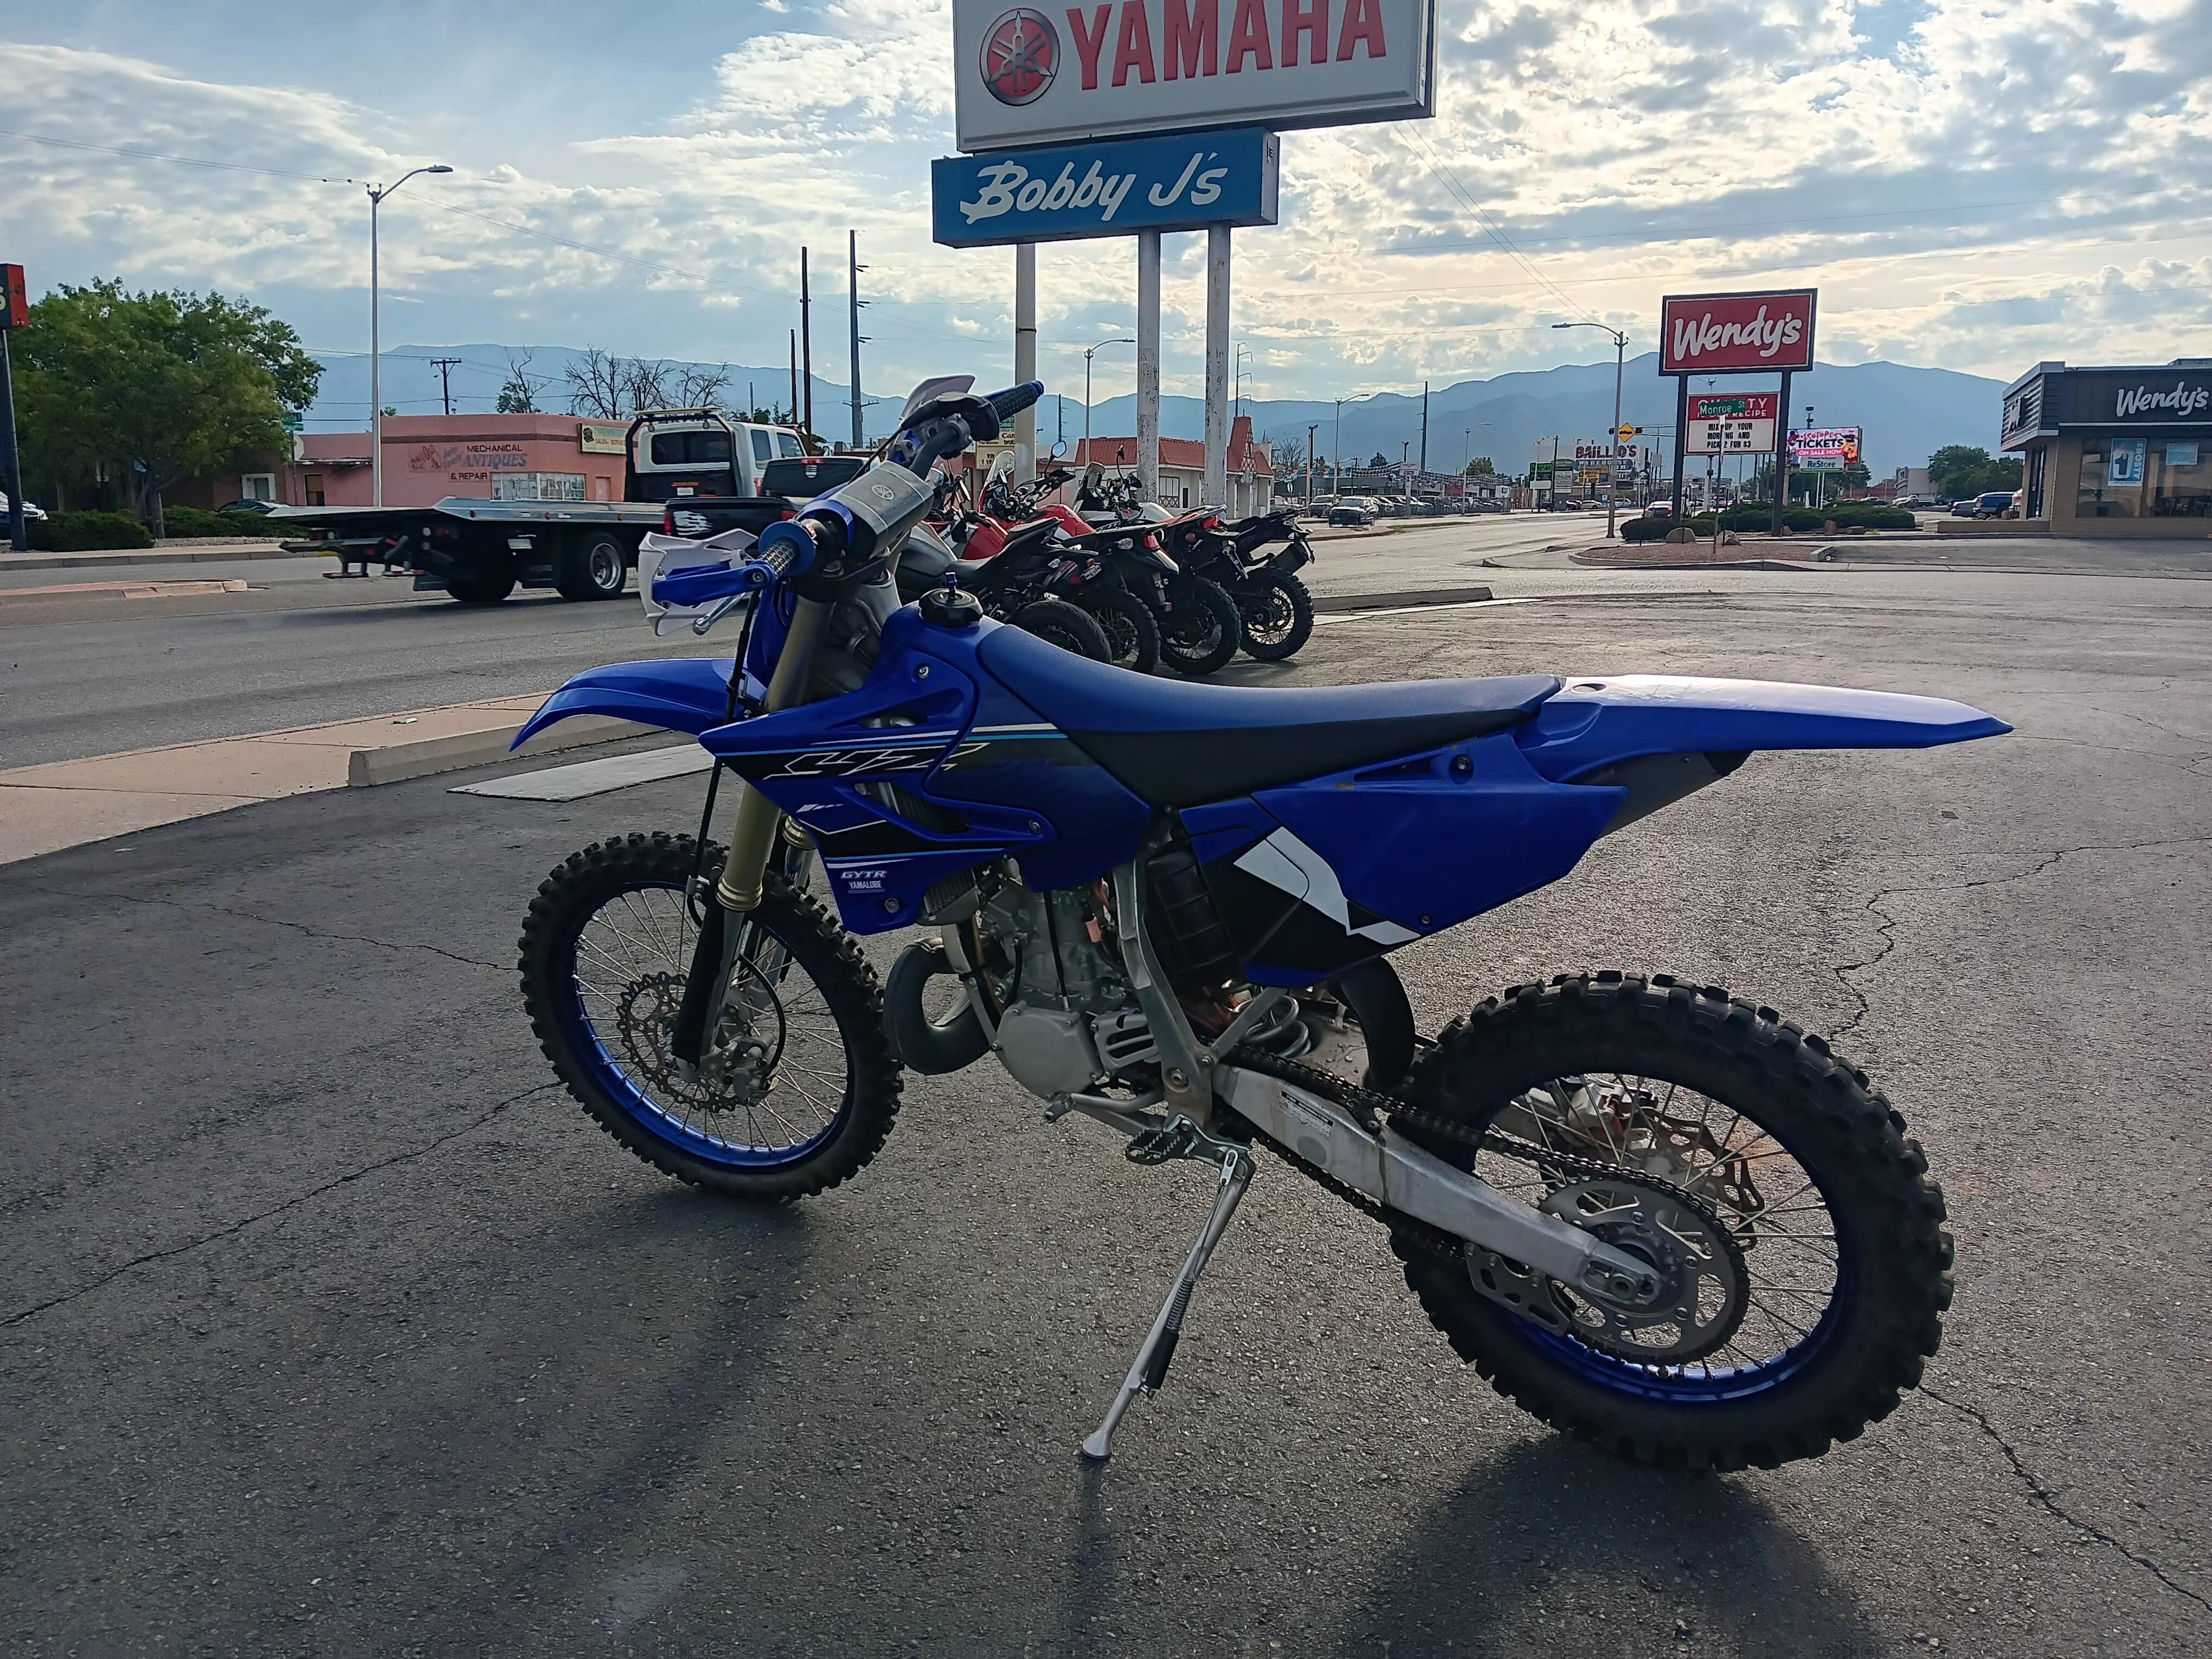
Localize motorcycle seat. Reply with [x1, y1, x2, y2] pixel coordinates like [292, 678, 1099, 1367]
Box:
[975, 621, 1560, 807]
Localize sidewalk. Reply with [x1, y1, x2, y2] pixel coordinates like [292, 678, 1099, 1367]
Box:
[0, 538, 306, 574]
[0, 695, 650, 865]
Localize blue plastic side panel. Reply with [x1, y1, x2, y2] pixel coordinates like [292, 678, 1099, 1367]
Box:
[1181, 797, 1278, 868]
[511, 658, 736, 749]
[1517, 674, 2010, 781]
[1236, 733, 1623, 986]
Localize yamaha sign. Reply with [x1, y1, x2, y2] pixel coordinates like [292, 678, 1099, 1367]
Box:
[953, 0, 1437, 151]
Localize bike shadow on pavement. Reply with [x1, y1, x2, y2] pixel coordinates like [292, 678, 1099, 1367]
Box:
[1338, 1436, 1877, 1656]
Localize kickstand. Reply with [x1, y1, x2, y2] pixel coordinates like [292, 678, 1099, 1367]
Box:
[1079, 1123, 1255, 1462]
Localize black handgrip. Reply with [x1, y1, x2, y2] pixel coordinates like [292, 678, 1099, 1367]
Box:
[986, 380, 1045, 421]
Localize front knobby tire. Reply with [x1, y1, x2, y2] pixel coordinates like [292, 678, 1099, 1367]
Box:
[1394, 973, 1951, 1471]
[1160, 576, 1242, 677]
[519, 833, 901, 1201]
[1009, 596, 1114, 662]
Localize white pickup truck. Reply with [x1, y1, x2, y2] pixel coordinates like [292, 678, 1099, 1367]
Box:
[276, 408, 815, 603]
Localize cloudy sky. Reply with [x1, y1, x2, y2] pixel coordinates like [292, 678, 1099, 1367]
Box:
[3, 0, 2207, 423]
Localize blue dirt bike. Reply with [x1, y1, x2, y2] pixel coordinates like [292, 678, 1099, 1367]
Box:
[516, 377, 2008, 1467]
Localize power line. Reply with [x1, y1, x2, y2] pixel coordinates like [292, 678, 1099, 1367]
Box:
[1396, 126, 1593, 324]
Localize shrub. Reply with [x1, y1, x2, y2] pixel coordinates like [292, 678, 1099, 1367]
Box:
[161, 505, 281, 539]
[27, 510, 155, 552]
[1619, 516, 1666, 542]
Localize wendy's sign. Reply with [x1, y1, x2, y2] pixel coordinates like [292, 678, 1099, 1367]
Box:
[1659, 290, 1817, 376]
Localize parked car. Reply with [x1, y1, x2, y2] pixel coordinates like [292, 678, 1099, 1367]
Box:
[1302, 496, 1338, 519]
[217, 498, 281, 515]
[1, 492, 49, 522]
[1327, 497, 1377, 528]
[1964, 490, 2019, 519]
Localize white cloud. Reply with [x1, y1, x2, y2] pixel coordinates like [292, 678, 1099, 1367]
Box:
[0, 0, 2205, 414]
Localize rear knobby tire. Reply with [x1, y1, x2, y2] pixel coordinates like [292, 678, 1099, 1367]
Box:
[1083, 586, 1161, 673]
[1393, 972, 1951, 1471]
[1233, 569, 1314, 660]
[1159, 576, 1241, 677]
[1009, 596, 1114, 662]
[519, 833, 900, 1201]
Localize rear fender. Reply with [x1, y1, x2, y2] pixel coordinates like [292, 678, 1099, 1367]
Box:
[1516, 674, 2010, 784]
[510, 658, 738, 750]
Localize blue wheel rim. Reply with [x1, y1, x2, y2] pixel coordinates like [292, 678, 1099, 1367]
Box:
[1478, 1077, 1850, 1403]
[558, 882, 850, 1169]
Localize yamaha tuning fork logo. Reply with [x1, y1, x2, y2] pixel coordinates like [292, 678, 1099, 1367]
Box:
[981, 8, 1059, 105]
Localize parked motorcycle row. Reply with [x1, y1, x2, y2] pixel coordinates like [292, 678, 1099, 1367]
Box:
[648, 441, 1316, 676]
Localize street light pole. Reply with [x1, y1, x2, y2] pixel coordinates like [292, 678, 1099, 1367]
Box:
[1553, 320, 1628, 537]
[1333, 397, 1345, 496]
[1306, 422, 1318, 502]
[367, 163, 451, 507]
[1083, 336, 1135, 464]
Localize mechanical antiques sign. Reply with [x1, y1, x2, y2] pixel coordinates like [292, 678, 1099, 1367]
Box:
[953, 0, 1437, 151]
[1659, 290, 1817, 375]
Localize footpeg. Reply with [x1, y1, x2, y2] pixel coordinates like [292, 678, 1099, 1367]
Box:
[1081, 1136, 1253, 1462]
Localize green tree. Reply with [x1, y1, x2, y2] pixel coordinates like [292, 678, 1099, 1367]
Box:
[1367, 452, 1388, 468]
[1927, 444, 2022, 498]
[14, 279, 319, 535]
[1465, 457, 1495, 476]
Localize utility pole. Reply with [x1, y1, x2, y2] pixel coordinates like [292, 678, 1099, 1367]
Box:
[1419, 380, 1429, 474]
[789, 331, 799, 425]
[847, 231, 867, 449]
[430, 356, 462, 416]
[1333, 397, 1345, 496]
[365, 163, 451, 507]
[799, 248, 819, 442]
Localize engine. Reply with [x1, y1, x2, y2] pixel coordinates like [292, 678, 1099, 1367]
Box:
[959, 872, 1158, 1101]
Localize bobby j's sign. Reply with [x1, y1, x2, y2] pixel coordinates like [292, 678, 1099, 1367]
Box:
[953, 0, 1437, 151]
[933, 126, 1278, 245]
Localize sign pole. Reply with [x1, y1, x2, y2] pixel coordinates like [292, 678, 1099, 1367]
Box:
[1771, 370, 1791, 535]
[1204, 226, 1231, 509]
[1014, 242, 1037, 483]
[0, 330, 24, 553]
[1136, 230, 1161, 503]
[1669, 375, 1688, 523]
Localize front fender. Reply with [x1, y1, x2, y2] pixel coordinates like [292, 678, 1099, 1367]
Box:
[1515, 674, 2010, 781]
[511, 658, 737, 750]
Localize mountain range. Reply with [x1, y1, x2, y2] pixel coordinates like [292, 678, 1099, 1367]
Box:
[306, 346, 2007, 481]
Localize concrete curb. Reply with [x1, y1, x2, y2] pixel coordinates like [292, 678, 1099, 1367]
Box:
[346, 713, 648, 786]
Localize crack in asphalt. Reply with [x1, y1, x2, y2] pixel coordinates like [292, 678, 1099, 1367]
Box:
[1923, 1386, 2212, 1616]
[0, 1082, 558, 1330]
[15, 882, 509, 972]
[1825, 834, 2212, 1045]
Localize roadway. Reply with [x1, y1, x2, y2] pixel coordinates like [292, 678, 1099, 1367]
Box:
[4, 560, 2208, 1656]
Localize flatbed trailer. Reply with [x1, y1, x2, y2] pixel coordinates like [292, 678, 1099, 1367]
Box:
[277, 497, 665, 603]
[274, 406, 821, 604]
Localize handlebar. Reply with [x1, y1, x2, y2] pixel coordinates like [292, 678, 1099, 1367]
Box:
[987, 381, 1044, 422]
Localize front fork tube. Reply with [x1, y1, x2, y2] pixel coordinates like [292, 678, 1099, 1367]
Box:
[673, 595, 834, 1070]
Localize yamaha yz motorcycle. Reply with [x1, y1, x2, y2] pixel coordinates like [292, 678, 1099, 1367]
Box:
[515, 376, 2007, 1468]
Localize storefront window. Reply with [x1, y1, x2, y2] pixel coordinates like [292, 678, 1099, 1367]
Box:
[2151, 441, 2211, 518]
[2076, 443, 2140, 517]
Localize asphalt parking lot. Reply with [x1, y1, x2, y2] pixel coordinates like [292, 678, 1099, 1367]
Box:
[4, 564, 2209, 1656]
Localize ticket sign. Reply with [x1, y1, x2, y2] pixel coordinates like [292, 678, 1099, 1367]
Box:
[953, 0, 1438, 152]
[1790, 426, 1863, 470]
